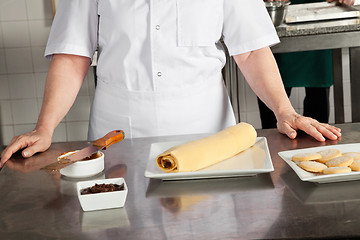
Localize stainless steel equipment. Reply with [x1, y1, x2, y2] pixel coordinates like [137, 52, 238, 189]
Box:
[265, 1, 291, 27]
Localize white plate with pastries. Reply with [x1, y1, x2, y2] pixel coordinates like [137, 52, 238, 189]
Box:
[145, 137, 274, 180]
[278, 143, 360, 183]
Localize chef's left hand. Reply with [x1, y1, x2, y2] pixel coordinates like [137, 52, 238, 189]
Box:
[276, 112, 341, 142]
[326, 0, 356, 6]
[232, 47, 341, 142]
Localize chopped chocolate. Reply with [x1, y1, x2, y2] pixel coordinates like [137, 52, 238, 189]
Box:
[80, 183, 125, 195]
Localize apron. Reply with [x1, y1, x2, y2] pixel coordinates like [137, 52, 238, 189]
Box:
[88, 74, 236, 139]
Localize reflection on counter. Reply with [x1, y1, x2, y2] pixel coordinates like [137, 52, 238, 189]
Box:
[146, 174, 274, 198]
[80, 207, 130, 232]
[281, 170, 360, 204]
[160, 196, 209, 214]
[147, 175, 274, 215]
[105, 163, 127, 179]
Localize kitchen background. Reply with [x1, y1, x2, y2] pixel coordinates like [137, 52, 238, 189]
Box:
[0, 0, 353, 147]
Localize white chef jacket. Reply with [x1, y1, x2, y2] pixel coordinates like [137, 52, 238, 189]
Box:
[45, 0, 279, 140]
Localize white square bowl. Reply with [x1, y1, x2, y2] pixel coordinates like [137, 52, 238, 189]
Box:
[77, 178, 128, 211]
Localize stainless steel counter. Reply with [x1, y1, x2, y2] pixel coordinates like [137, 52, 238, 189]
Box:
[2, 123, 360, 239]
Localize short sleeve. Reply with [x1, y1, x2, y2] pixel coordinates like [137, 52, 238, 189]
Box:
[44, 0, 98, 61]
[222, 0, 280, 56]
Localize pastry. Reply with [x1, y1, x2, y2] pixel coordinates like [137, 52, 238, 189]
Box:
[156, 122, 257, 173]
[299, 161, 327, 173]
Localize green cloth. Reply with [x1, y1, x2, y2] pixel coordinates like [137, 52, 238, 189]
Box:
[275, 0, 333, 88]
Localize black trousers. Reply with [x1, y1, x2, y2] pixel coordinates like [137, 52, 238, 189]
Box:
[257, 87, 330, 129]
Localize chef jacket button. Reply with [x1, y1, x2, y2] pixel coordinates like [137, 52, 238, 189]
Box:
[155, 25, 160, 30]
[157, 72, 162, 77]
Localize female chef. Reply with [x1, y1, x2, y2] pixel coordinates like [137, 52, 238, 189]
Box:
[0, 0, 341, 167]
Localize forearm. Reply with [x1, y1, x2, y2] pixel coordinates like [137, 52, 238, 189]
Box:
[232, 47, 341, 141]
[233, 47, 296, 120]
[36, 54, 91, 134]
[0, 54, 91, 165]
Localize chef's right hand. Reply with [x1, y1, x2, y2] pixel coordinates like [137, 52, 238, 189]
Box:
[0, 128, 52, 168]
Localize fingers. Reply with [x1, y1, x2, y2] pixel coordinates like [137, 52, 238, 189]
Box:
[0, 130, 52, 168]
[277, 114, 341, 142]
[22, 139, 50, 158]
[299, 118, 340, 141]
[278, 115, 324, 141]
[1, 136, 33, 168]
[277, 122, 297, 139]
[295, 117, 342, 142]
[1, 146, 18, 168]
[299, 121, 326, 142]
[0, 150, 11, 168]
[317, 123, 342, 139]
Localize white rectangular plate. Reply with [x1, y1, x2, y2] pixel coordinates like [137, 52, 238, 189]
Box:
[144, 137, 274, 180]
[278, 143, 360, 184]
[285, 2, 360, 23]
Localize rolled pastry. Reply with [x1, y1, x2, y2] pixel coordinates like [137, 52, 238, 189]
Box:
[156, 122, 257, 173]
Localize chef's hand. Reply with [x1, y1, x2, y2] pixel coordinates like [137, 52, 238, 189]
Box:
[326, 0, 356, 5]
[276, 112, 341, 142]
[0, 128, 52, 168]
[4, 147, 63, 173]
